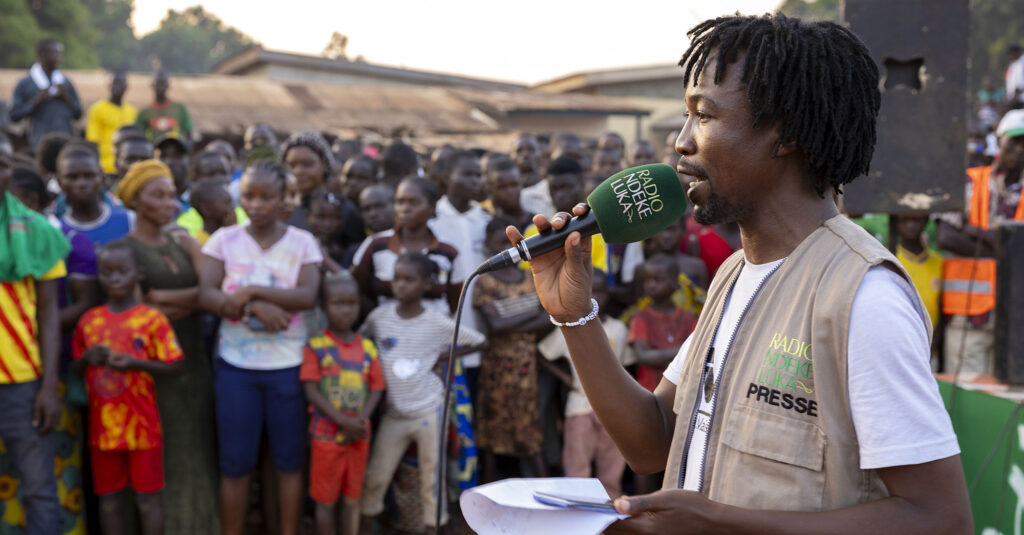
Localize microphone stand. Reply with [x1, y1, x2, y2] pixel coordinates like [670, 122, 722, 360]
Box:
[434, 266, 483, 534]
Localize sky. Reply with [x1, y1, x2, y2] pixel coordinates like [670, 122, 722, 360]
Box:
[132, 0, 782, 85]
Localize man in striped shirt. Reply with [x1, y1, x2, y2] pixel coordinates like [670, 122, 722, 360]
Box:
[0, 146, 65, 533]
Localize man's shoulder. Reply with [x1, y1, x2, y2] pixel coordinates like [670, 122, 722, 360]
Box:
[821, 215, 897, 266]
[13, 75, 36, 91]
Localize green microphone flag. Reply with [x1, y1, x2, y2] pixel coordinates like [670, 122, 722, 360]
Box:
[587, 163, 688, 244]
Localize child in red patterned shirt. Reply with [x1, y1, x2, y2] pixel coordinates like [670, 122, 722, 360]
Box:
[72, 240, 183, 535]
[300, 272, 384, 535]
[628, 254, 697, 392]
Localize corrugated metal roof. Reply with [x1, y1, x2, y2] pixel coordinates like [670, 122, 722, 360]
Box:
[0, 69, 652, 137]
[0, 70, 497, 135]
[212, 45, 528, 92]
[450, 88, 649, 117]
[533, 63, 681, 93]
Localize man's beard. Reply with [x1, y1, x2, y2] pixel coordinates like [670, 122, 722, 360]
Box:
[692, 187, 750, 226]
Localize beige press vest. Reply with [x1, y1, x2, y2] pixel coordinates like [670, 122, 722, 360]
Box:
[663, 215, 932, 511]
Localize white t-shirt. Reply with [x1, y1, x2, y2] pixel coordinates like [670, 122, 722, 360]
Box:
[664, 260, 959, 491]
[202, 225, 323, 370]
[519, 179, 554, 219]
[360, 302, 486, 418]
[430, 196, 492, 368]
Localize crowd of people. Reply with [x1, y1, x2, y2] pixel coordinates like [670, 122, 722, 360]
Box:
[0, 29, 1021, 535]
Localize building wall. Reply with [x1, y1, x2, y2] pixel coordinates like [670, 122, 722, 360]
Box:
[589, 79, 683, 100]
[502, 115, 614, 140]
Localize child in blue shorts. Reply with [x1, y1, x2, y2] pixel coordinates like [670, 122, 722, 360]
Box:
[199, 161, 323, 535]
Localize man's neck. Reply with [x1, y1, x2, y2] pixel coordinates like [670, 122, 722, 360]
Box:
[447, 195, 471, 213]
[900, 238, 925, 256]
[110, 95, 123, 106]
[496, 205, 526, 221]
[738, 191, 839, 265]
[69, 200, 103, 224]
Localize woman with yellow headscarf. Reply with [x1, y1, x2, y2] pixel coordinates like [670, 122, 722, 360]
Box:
[119, 159, 221, 534]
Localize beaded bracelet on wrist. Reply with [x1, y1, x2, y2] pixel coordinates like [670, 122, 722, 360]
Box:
[549, 298, 599, 327]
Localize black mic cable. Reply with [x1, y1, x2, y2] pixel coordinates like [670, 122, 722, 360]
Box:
[434, 265, 483, 534]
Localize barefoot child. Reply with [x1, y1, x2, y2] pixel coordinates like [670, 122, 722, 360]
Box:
[301, 272, 384, 535]
[359, 252, 486, 531]
[72, 240, 184, 535]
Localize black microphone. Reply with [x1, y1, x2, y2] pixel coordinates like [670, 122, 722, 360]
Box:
[477, 163, 687, 274]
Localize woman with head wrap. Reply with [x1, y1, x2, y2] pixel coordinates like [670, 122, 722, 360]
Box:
[281, 130, 367, 263]
[119, 159, 221, 534]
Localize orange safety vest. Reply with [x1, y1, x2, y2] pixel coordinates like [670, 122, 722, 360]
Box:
[942, 166, 1024, 316]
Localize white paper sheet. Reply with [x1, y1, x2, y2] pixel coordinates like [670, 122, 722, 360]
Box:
[460, 478, 628, 535]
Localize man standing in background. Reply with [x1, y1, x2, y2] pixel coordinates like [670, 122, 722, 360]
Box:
[86, 71, 137, 175]
[9, 39, 82, 150]
[137, 71, 192, 142]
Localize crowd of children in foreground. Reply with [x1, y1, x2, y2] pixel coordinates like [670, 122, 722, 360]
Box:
[0, 118, 956, 535]
[0, 124, 729, 535]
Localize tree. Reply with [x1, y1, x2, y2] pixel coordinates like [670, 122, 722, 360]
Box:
[969, 0, 1024, 91]
[0, 0, 43, 68]
[322, 32, 349, 59]
[139, 6, 256, 73]
[777, 0, 839, 22]
[82, 0, 143, 71]
[0, 0, 98, 69]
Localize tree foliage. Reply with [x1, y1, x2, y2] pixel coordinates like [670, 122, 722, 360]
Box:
[969, 0, 1024, 86]
[138, 6, 255, 73]
[0, 0, 98, 69]
[777, 0, 839, 22]
[0, 0, 43, 68]
[0, 2, 257, 74]
[82, 0, 141, 71]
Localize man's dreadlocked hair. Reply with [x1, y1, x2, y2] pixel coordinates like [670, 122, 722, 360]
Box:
[680, 13, 880, 197]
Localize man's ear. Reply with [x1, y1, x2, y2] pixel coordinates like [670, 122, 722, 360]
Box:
[773, 134, 800, 158]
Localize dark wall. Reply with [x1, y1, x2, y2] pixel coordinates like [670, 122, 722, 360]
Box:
[842, 0, 969, 215]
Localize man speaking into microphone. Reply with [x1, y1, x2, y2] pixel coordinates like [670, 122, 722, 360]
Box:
[507, 13, 971, 534]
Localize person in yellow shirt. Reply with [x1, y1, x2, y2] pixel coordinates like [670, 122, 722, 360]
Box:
[521, 157, 609, 274]
[85, 71, 138, 174]
[0, 153, 68, 533]
[895, 213, 944, 346]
